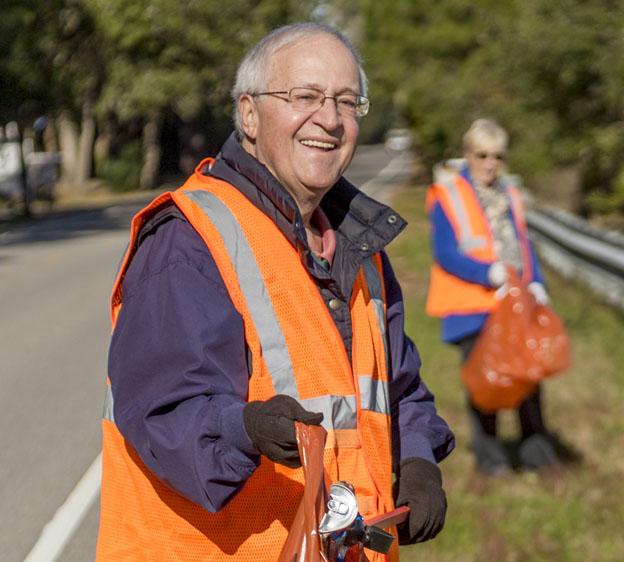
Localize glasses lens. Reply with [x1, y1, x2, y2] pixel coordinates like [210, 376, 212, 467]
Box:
[289, 88, 324, 111]
[355, 96, 370, 117]
[334, 94, 369, 117]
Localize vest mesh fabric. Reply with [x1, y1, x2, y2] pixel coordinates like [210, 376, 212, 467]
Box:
[426, 175, 532, 317]
[98, 175, 396, 561]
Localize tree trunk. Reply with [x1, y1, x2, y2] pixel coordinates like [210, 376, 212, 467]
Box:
[42, 118, 59, 153]
[140, 113, 162, 190]
[75, 98, 96, 188]
[57, 110, 79, 182]
[94, 113, 117, 164]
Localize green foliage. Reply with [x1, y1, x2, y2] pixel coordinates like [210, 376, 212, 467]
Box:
[96, 141, 142, 192]
[1, 0, 104, 122]
[87, 0, 316, 124]
[583, 123, 624, 214]
[360, 0, 624, 216]
[2, 0, 316, 182]
[0, 1, 38, 122]
[5, 0, 624, 214]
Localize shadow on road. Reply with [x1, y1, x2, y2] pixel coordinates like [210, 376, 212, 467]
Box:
[0, 192, 160, 247]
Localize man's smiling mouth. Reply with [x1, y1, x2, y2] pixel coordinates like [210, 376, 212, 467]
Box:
[300, 139, 337, 150]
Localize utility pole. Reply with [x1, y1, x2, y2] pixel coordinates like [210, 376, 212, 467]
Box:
[16, 124, 32, 217]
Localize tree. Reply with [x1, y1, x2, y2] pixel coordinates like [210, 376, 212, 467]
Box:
[2, 0, 318, 193]
[87, 0, 316, 189]
[2, 0, 106, 190]
[360, 0, 624, 216]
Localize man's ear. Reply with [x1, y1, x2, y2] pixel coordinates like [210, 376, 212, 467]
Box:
[239, 95, 258, 140]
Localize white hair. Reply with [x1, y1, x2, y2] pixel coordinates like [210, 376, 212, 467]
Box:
[231, 22, 368, 138]
[463, 118, 509, 152]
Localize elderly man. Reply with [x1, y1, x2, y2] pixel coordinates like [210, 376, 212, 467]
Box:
[96, 22, 454, 561]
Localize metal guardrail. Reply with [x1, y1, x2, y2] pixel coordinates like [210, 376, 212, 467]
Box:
[526, 207, 624, 312]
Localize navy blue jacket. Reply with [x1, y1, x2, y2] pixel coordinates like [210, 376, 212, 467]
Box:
[109, 134, 455, 512]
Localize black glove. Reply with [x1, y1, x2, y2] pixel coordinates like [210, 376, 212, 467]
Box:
[243, 394, 323, 468]
[393, 457, 447, 544]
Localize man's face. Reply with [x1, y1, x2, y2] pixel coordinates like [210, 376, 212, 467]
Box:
[240, 34, 361, 202]
[465, 141, 507, 186]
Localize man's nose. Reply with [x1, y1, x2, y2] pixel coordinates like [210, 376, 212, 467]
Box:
[313, 97, 341, 129]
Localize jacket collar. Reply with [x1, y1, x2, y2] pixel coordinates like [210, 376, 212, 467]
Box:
[207, 133, 406, 260]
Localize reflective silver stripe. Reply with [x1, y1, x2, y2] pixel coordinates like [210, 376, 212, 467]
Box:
[184, 190, 299, 398]
[459, 237, 487, 252]
[358, 375, 390, 415]
[101, 382, 356, 430]
[441, 180, 487, 252]
[301, 395, 358, 430]
[103, 385, 115, 422]
[363, 258, 388, 372]
[360, 259, 390, 415]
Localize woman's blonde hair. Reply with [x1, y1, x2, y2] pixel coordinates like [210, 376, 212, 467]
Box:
[462, 118, 508, 152]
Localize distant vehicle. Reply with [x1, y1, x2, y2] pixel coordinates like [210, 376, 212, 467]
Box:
[0, 147, 60, 206]
[384, 128, 413, 152]
[25, 152, 61, 204]
[0, 139, 23, 201]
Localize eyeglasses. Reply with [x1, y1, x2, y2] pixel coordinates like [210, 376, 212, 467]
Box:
[474, 151, 506, 161]
[252, 87, 370, 118]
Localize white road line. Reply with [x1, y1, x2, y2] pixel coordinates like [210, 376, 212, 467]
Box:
[360, 151, 412, 202]
[24, 453, 102, 562]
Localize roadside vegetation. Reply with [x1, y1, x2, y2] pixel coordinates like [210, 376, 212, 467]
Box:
[387, 183, 624, 562]
[361, 0, 624, 224]
[3, 1, 624, 224]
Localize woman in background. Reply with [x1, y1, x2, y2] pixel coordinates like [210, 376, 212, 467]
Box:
[425, 118, 569, 475]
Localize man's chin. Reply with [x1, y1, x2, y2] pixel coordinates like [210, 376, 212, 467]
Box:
[302, 178, 340, 193]
[299, 168, 345, 191]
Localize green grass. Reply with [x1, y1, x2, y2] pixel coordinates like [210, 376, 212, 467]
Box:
[386, 183, 624, 562]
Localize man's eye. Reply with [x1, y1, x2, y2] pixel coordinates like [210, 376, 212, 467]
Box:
[338, 97, 357, 108]
[295, 93, 318, 102]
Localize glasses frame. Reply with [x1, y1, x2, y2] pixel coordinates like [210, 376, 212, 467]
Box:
[252, 87, 370, 118]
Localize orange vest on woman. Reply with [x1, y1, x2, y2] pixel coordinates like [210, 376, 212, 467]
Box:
[425, 173, 533, 317]
[96, 162, 397, 561]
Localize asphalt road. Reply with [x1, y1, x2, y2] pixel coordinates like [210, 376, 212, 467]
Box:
[0, 144, 406, 562]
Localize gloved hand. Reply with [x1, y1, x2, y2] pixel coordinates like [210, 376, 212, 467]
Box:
[243, 394, 323, 468]
[494, 283, 509, 300]
[393, 458, 447, 544]
[528, 282, 549, 305]
[487, 261, 508, 288]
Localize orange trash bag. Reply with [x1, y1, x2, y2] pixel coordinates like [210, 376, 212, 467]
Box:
[461, 269, 571, 412]
[278, 422, 329, 562]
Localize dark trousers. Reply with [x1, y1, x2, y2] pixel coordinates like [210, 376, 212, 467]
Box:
[457, 333, 547, 440]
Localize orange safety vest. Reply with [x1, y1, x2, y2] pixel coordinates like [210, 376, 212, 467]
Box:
[425, 173, 533, 317]
[96, 161, 398, 561]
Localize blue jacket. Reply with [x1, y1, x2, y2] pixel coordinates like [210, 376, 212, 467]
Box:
[429, 166, 544, 343]
[108, 134, 455, 513]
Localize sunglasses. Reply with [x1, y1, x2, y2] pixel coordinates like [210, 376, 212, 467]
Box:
[474, 151, 506, 161]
